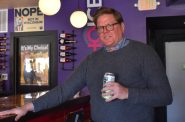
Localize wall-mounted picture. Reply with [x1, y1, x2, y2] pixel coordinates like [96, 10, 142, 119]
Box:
[10, 31, 58, 94]
[20, 44, 49, 86]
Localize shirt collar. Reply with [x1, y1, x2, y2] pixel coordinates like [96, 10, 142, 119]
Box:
[105, 37, 129, 52]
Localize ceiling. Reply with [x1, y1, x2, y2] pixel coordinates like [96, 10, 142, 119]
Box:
[0, 0, 39, 9]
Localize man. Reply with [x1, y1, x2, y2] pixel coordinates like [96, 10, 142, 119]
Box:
[0, 7, 172, 122]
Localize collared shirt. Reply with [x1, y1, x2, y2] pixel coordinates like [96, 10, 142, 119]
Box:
[105, 37, 129, 52]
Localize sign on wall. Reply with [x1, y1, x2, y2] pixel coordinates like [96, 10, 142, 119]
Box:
[0, 9, 8, 33]
[82, 0, 103, 52]
[14, 7, 44, 32]
[134, 0, 160, 11]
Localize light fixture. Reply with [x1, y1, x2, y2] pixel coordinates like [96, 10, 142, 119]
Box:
[70, 11, 88, 28]
[70, 0, 88, 28]
[39, 0, 61, 16]
[134, 0, 160, 11]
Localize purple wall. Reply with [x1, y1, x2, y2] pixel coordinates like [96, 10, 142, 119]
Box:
[53, 0, 185, 84]
[1, 0, 185, 92]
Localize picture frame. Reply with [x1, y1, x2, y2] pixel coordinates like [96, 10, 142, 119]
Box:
[10, 30, 58, 94]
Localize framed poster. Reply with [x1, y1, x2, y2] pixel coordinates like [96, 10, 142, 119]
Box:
[10, 31, 58, 94]
[20, 43, 49, 86]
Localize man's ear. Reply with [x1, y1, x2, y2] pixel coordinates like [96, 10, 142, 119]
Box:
[121, 22, 125, 32]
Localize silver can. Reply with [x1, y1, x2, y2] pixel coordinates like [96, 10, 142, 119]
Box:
[102, 72, 115, 100]
[103, 72, 115, 84]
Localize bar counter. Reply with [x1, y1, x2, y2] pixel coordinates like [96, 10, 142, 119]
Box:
[0, 91, 91, 122]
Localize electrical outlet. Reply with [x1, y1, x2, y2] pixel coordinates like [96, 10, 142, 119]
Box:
[1, 73, 8, 80]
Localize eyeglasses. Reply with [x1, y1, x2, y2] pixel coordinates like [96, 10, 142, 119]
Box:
[96, 23, 119, 34]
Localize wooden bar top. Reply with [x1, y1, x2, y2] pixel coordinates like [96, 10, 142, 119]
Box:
[0, 91, 48, 111]
[0, 91, 90, 122]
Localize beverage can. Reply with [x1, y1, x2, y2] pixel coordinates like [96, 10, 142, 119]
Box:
[102, 72, 115, 100]
[103, 72, 115, 84]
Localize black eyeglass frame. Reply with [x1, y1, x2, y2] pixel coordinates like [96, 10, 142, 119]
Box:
[96, 22, 120, 34]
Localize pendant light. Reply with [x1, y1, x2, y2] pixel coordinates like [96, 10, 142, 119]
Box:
[39, 0, 61, 16]
[70, 0, 88, 28]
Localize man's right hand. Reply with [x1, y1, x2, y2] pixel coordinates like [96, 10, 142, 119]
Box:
[0, 102, 34, 121]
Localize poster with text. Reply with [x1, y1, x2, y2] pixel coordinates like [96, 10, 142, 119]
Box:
[20, 44, 49, 86]
[14, 6, 44, 32]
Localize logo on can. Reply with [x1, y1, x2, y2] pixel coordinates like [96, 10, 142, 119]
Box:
[103, 72, 115, 84]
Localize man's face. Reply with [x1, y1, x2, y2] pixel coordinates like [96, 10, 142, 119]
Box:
[96, 14, 124, 47]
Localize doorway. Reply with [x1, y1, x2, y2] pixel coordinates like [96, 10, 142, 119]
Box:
[147, 15, 185, 122]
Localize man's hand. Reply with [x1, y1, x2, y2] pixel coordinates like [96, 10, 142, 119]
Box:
[101, 82, 128, 102]
[0, 102, 34, 121]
